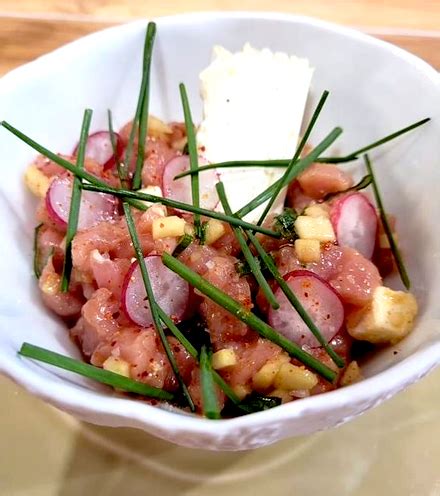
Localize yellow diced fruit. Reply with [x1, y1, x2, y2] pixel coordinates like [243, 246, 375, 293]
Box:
[233, 385, 251, 401]
[147, 115, 173, 138]
[152, 216, 186, 240]
[294, 239, 321, 263]
[252, 354, 291, 391]
[347, 286, 418, 344]
[294, 216, 336, 242]
[138, 185, 164, 208]
[340, 361, 362, 386]
[204, 219, 226, 245]
[273, 363, 318, 391]
[211, 348, 237, 370]
[304, 204, 329, 218]
[103, 357, 131, 378]
[24, 164, 51, 198]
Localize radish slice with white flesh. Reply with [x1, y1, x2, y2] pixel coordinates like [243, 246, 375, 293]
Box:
[73, 131, 123, 171]
[122, 255, 190, 327]
[331, 193, 378, 259]
[268, 270, 344, 348]
[162, 155, 219, 210]
[46, 176, 118, 230]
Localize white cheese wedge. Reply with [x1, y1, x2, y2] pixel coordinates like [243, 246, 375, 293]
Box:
[197, 44, 313, 223]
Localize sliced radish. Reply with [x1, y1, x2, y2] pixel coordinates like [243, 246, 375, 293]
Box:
[122, 255, 190, 328]
[73, 131, 123, 171]
[46, 176, 118, 231]
[330, 193, 378, 259]
[162, 156, 219, 210]
[268, 270, 344, 348]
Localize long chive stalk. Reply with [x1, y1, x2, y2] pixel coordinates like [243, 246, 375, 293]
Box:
[364, 154, 410, 289]
[82, 182, 281, 238]
[123, 203, 195, 410]
[162, 253, 337, 382]
[124, 22, 156, 186]
[158, 307, 241, 405]
[216, 182, 279, 310]
[0, 121, 278, 238]
[235, 127, 343, 218]
[133, 22, 156, 190]
[257, 91, 329, 226]
[246, 231, 345, 368]
[107, 109, 127, 188]
[174, 117, 430, 178]
[179, 83, 201, 234]
[19, 343, 173, 400]
[200, 346, 221, 419]
[60, 109, 92, 292]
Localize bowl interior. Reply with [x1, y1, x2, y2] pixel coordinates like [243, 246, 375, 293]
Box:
[0, 13, 439, 446]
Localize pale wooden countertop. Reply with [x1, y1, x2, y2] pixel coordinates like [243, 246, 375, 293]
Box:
[0, 0, 439, 75]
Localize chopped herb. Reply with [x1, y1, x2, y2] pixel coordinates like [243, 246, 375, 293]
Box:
[162, 252, 337, 382]
[226, 392, 282, 416]
[33, 223, 44, 279]
[364, 154, 410, 289]
[200, 345, 221, 419]
[173, 233, 193, 256]
[274, 208, 298, 241]
[19, 343, 173, 400]
[60, 108, 92, 292]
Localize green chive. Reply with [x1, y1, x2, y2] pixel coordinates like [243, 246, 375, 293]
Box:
[173, 233, 193, 256]
[122, 203, 195, 410]
[162, 252, 337, 382]
[124, 22, 156, 187]
[364, 154, 410, 289]
[216, 182, 279, 310]
[246, 231, 345, 368]
[60, 108, 92, 292]
[33, 223, 44, 279]
[323, 174, 372, 201]
[107, 109, 127, 188]
[82, 182, 281, 238]
[173, 117, 430, 178]
[235, 127, 343, 218]
[179, 83, 201, 234]
[257, 90, 329, 226]
[133, 22, 156, 190]
[19, 343, 173, 400]
[200, 346, 221, 419]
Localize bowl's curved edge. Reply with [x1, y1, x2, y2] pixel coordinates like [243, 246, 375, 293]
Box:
[0, 11, 440, 451]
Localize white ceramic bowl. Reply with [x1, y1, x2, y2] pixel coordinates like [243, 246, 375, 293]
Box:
[0, 12, 439, 451]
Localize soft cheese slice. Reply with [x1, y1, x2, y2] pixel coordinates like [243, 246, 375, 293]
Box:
[197, 43, 313, 223]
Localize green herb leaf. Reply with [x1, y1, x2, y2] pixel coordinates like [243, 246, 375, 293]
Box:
[274, 208, 298, 241]
[200, 346, 221, 419]
[173, 233, 193, 256]
[19, 342, 173, 400]
[257, 90, 329, 226]
[162, 252, 337, 382]
[123, 202, 195, 411]
[364, 154, 410, 289]
[60, 108, 93, 292]
[235, 392, 281, 414]
[179, 83, 201, 234]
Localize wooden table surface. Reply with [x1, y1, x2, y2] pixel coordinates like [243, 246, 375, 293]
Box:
[0, 0, 439, 76]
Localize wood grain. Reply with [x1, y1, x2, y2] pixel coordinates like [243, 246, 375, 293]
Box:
[0, 16, 439, 77]
[0, 0, 440, 30]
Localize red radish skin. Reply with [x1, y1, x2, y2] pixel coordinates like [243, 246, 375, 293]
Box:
[46, 176, 118, 231]
[122, 255, 190, 328]
[331, 193, 378, 259]
[162, 155, 219, 210]
[73, 131, 123, 171]
[268, 269, 345, 348]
